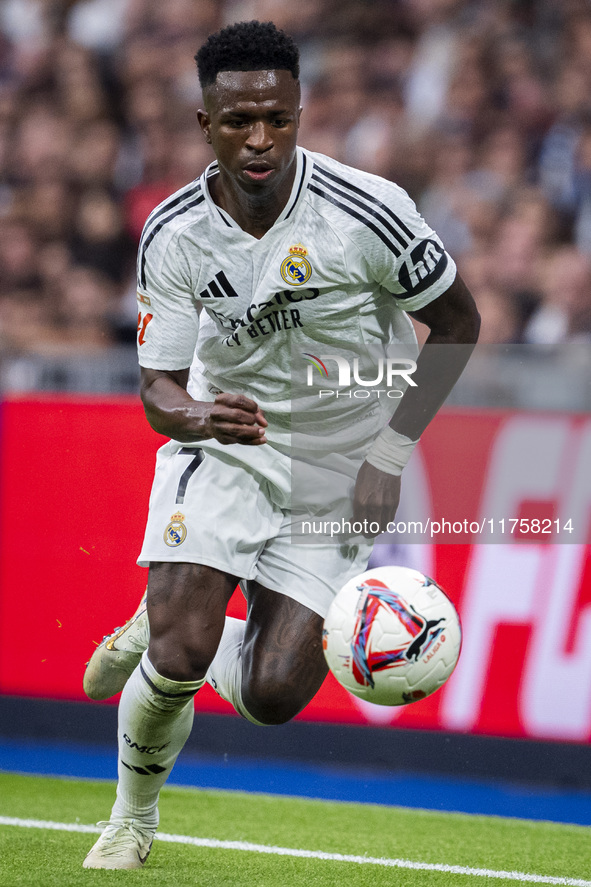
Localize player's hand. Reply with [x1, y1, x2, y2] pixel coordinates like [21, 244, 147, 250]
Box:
[352, 461, 401, 537]
[205, 392, 268, 445]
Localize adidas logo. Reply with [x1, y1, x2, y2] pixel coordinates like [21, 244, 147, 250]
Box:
[200, 271, 239, 299]
[121, 760, 167, 776]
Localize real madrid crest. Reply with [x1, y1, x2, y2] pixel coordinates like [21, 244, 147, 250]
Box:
[164, 511, 187, 547]
[280, 243, 312, 287]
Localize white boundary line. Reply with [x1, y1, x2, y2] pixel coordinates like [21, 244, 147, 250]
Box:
[1, 816, 590, 886]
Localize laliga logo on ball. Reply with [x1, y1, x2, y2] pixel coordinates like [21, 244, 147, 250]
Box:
[323, 566, 462, 706]
[349, 582, 445, 687]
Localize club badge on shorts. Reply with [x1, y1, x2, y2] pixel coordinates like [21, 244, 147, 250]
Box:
[280, 243, 312, 286]
[164, 511, 187, 547]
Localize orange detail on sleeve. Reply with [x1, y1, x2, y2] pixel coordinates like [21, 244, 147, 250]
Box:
[137, 312, 153, 346]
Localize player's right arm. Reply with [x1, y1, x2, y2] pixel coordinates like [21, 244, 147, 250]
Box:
[136, 208, 267, 445]
[140, 367, 268, 445]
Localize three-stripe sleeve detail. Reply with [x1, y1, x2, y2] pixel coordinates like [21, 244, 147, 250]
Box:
[138, 185, 204, 288]
[309, 163, 418, 257]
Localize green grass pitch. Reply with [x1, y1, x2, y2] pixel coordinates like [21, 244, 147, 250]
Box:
[0, 772, 590, 886]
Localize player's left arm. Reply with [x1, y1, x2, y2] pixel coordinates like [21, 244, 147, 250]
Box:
[353, 271, 480, 533]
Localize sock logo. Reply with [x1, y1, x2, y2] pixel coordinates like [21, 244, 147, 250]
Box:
[123, 733, 170, 754]
[121, 760, 167, 776]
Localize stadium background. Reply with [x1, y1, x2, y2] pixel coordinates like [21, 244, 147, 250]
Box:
[0, 0, 590, 821]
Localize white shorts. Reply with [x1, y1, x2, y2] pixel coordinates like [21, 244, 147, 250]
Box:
[138, 441, 374, 617]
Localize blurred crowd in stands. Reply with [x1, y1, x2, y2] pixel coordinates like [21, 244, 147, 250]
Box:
[1, 0, 591, 362]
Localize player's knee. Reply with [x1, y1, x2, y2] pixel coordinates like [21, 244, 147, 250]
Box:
[242, 690, 300, 726]
[148, 636, 211, 683]
[241, 669, 307, 725]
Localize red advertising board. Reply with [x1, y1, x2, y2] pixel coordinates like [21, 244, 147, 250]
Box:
[0, 397, 589, 742]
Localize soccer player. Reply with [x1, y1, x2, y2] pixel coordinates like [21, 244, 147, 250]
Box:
[83, 20, 480, 869]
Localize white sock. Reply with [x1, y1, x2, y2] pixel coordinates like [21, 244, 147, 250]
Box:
[206, 616, 266, 726]
[111, 651, 204, 826]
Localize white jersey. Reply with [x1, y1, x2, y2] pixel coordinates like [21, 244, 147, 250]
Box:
[136, 147, 456, 496]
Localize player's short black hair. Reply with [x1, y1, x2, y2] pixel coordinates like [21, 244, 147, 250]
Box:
[195, 20, 300, 89]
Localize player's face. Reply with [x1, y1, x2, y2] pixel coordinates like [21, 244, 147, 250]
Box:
[198, 70, 302, 196]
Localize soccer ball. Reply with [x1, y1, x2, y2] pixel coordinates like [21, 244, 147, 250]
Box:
[323, 566, 461, 706]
